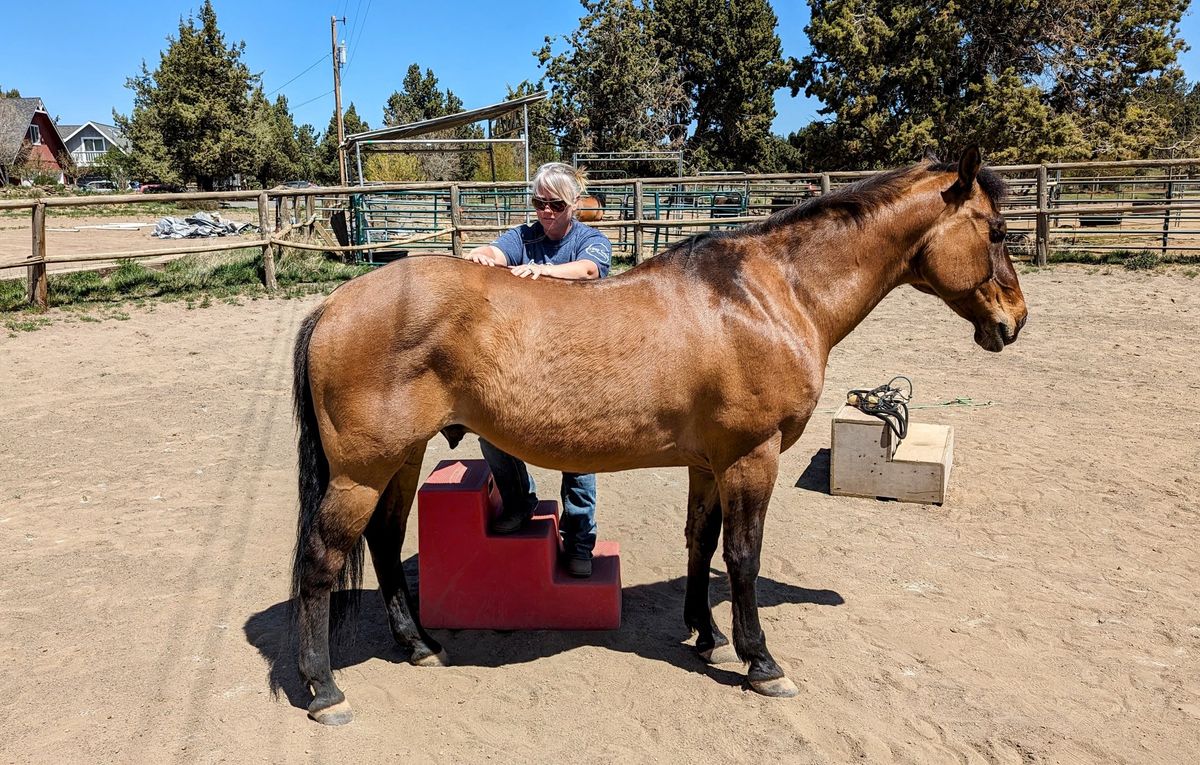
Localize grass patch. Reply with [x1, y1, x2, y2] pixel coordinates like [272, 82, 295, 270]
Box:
[4, 315, 51, 334]
[1122, 252, 1160, 270]
[1, 248, 371, 316]
[1043, 249, 1200, 269]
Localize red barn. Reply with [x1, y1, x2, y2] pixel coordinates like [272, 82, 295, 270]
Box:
[0, 97, 70, 185]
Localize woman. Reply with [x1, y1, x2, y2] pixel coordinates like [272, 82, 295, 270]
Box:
[464, 162, 613, 578]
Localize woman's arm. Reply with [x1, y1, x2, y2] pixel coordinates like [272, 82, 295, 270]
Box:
[510, 259, 599, 281]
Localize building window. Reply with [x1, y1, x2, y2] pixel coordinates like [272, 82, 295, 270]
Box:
[83, 138, 105, 153]
[28, 125, 41, 145]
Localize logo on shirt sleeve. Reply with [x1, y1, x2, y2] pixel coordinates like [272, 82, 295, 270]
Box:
[585, 243, 611, 262]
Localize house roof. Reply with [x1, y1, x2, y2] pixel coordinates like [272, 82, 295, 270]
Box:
[0, 97, 47, 165]
[344, 91, 547, 146]
[56, 121, 130, 152]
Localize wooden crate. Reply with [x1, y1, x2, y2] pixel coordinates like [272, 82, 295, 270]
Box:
[830, 405, 953, 504]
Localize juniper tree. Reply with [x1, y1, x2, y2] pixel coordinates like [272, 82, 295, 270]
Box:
[114, 0, 256, 189]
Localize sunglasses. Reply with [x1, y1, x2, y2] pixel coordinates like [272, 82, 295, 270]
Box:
[531, 196, 570, 213]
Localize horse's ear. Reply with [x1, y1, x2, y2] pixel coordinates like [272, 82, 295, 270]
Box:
[945, 145, 982, 200]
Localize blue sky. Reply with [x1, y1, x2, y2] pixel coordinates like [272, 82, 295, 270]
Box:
[5, 0, 1199, 139]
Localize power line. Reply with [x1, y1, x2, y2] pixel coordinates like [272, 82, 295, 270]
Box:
[265, 53, 331, 97]
[344, 0, 365, 54]
[345, 0, 373, 71]
[292, 89, 335, 109]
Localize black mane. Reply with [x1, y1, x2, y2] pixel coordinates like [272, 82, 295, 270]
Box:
[654, 160, 1007, 262]
[753, 161, 1007, 235]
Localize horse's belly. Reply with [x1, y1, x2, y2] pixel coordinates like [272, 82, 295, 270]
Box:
[462, 410, 698, 474]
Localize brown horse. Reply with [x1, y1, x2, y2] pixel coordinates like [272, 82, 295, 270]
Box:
[290, 148, 1027, 724]
[576, 193, 604, 222]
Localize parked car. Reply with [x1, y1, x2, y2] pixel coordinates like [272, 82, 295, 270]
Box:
[280, 180, 317, 189]
[83, 180, 117, 193]
[141, 183, 187, 194]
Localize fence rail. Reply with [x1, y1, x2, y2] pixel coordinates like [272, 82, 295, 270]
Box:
[5, 158, 1200, 308]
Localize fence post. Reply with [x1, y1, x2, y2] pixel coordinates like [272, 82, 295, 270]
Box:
[449, 184, 463, 258]
[820, 173, 831, 195]
[1035, 164, 1049, 267]
[304, 194, 316, 242]
[258, 191, 278, 291]
[27, 202, 47, 308]
[1161, 177, 1174, 259]
[633, 180, 644, 264]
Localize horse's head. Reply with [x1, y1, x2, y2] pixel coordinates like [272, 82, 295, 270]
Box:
[910, 147, 1028, 352]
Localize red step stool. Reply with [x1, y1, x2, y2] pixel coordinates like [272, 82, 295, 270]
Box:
[417, 459, 622, 630]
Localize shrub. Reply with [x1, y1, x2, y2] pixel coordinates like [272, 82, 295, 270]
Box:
[1122, 252, 1159, 270]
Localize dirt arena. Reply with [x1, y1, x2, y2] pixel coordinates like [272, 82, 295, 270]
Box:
[1, 266, 1197, 764]
[0, 210, 261, 274]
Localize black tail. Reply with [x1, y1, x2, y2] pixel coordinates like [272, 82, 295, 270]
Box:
[290, 304, 365, 638]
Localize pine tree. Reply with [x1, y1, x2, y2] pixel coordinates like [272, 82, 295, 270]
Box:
[538, 0, 689, 168]
[316, 102, 368, 184]
[651, 0, 789, 171]
[248, 90, 304, 187]
[789, 0, 1187, 167]
[113, 0, 256, 189]
[376, 64, 482, 181]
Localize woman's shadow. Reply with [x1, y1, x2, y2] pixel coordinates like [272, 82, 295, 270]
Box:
[245, 558, 843, 711]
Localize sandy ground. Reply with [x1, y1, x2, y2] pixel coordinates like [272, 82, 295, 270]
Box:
[0, 210, 261, 274]
[1, 266, 1198, 764]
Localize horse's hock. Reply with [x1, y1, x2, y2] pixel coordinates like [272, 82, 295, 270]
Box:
[830, 405, 955, 504]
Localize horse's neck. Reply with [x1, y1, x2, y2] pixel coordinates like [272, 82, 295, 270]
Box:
[787, 192, 937, 352]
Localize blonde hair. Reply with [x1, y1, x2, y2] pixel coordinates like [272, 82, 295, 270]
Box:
[532, 162, 588, 203]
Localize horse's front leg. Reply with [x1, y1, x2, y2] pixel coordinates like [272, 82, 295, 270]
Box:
[684, 466, 737, 664]
[716, 433, 798, 697]
[364, 442, 447, 667]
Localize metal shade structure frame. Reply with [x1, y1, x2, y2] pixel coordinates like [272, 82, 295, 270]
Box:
[342, 91, 548, 186]
[571, 150, 685, 179]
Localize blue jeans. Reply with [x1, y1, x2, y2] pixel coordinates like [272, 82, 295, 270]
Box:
[479, 438, 597, 558]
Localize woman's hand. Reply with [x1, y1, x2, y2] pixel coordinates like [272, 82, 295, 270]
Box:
[465, 245, 504, 266]
[510, 263, 549, 279]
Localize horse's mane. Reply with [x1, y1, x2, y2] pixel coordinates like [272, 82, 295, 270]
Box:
[653, 160, 1007, 263]
[754, 160, 1007, 235]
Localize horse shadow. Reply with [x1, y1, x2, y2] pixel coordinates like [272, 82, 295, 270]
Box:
[245, 558, 843, 711]
[795, 448, 831, 494]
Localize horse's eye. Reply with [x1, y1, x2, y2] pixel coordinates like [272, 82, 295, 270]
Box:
[988, 219, 1007, 243]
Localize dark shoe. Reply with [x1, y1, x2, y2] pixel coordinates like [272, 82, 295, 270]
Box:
[565, 555, 592, 579]
[490, 509, 532, 535]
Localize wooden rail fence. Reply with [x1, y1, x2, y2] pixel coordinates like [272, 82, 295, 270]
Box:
[4, 157, 1200, 308]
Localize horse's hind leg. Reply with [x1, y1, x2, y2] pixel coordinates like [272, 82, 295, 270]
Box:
[684, 466, 737, 665]
[297, 474, 385, 726]
[718, 435, 798, 698]
[364, 441, 447, 667]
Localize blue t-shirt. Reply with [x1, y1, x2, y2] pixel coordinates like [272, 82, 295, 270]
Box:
[493, 221, 612, 278]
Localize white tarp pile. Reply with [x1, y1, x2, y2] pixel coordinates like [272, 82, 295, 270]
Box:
[152, 212, 257, 239]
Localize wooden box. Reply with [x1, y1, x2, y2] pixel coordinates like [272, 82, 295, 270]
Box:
[829, 405, 954, 504]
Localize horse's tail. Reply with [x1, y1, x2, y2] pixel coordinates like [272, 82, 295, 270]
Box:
[290, 303, 365, 637]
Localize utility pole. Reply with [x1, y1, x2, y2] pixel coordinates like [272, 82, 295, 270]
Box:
[331, 16, 347, 186]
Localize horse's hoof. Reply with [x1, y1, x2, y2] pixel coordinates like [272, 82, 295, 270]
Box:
[308, 699, 354, 726]
[699, 643, 741, 665]
[749, 676, 799, 698]
[410, 649, 449, 668]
